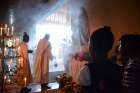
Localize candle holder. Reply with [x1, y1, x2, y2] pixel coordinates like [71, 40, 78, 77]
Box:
[0, 23, 21, 93]
[0, 27, 3, 36]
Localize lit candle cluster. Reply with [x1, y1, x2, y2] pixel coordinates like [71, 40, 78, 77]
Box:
[0, 24, 14, 36]
[3, 46, 21, 57]
[0, 24, 22, 58]
[5, 36, 21, 48]
[1, 23, 23, 87]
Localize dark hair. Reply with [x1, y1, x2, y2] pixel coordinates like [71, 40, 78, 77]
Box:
[120, 34, 140, 57]
[120, 34, 140, 47]
[23, 32, 29, 42]
[44, 34, 50, 41]
[90, 26, 114, 53]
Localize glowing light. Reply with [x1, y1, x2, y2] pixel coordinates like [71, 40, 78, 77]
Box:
[36, 22, 72, 72]
[4, 75, 7, 80]
[9, 9, 14, 25]
[11, 26, 14, 35]
[5, 24, 8, 28]
[7, 39, 13, 47]
[24, 77, 27, 87]
[0, 28, 2, 36]
[8, 79, 11, 84]
[4, 47, 7, 56]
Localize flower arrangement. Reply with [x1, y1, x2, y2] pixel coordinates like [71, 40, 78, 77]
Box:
[56, 73, 81, 93]
[73, 51, 91, 62]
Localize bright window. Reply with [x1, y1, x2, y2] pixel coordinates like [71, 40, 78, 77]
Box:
[35, 12, 72, 72]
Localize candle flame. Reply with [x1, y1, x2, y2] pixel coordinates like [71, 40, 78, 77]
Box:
[11, 26, 14, 31]
[24, 77, 27, 81]
[18, 46, 20, 50]
[7, 27, 10, 31]
[4, 75, 7, 80]
[8, 79, 11, 83]
[5, 24, 8, 28]
[24, 77, 27, 86]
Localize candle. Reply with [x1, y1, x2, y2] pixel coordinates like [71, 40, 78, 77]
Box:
[18, 57, 21, 62]
[18, 46, 20, 51]
[7, 27, 10, 36]
[8, 79, 11, 84]
[4, 47, 7, 56]
[24, 77, 27, 87]
[5, 24, 8, 28]
[15, 37, 20, 46]
[17, 46, 21, 56]
[4, 75, 7, 81]
[8, 65, 11, 71]
[11, 26, 14, 36]
[0, 27, 3, 36]
[4, 27, 7, 35]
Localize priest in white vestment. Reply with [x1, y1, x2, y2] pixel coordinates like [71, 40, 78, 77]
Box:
[34, 34, 52, 83]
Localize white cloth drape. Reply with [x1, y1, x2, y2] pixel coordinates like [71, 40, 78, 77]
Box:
[70, 58, 88, 83]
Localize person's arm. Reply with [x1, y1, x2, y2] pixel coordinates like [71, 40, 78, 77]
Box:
[28, 50, 33, 53]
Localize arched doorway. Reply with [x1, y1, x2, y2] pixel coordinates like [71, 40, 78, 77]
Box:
[35, 6, 72, 82]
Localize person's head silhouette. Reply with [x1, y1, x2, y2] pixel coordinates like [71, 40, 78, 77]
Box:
[89, 26, 114, 60]
[44, 34, 50, 40]
[23, 32, 29, 43]
[119, 34, 140, 59]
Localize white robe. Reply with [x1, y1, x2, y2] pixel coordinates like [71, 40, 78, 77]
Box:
[34, 38, 52, 83]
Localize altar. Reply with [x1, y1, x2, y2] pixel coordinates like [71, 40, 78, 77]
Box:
[4, 82, 59, 93]
[26, 82, 59, 93]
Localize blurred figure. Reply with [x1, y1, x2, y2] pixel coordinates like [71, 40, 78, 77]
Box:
[119, 34, 140, 93]
[19, 32, 32, 85]
[78, 26, 122, 93]
[34, 34, 53, 83]
[23, 32, 29, 42]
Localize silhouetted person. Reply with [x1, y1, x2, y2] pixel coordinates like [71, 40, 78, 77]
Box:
[78, 26, 122, 93]
[119, 34, 140, 93]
